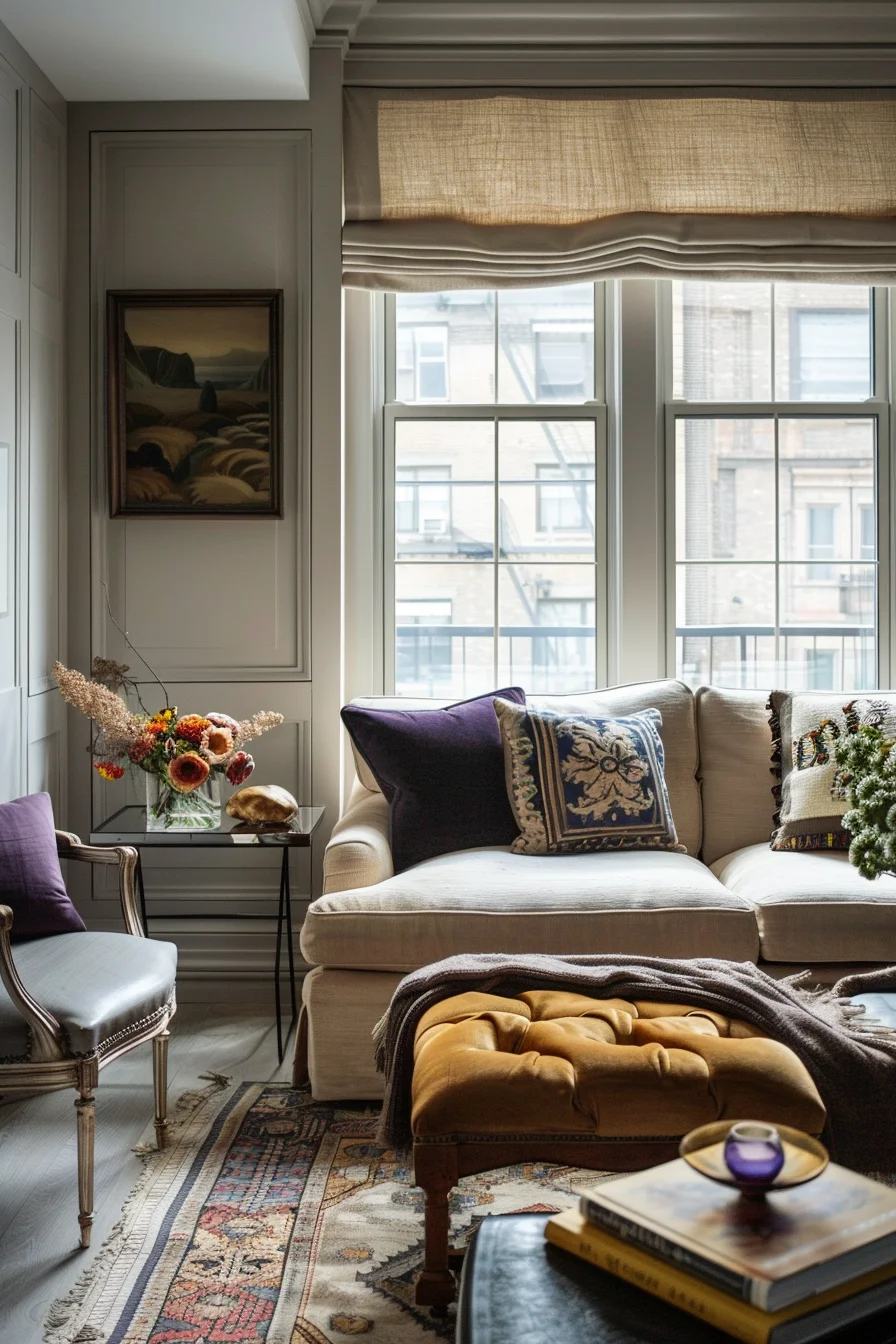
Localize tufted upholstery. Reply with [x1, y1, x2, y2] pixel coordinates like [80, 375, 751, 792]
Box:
[411, 990, 826, 1141]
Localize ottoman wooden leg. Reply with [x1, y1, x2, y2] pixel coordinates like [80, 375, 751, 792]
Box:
[414, 1142, 459, 1308]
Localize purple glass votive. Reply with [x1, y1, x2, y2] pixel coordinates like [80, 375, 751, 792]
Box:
[723, 1122, 785, 1185]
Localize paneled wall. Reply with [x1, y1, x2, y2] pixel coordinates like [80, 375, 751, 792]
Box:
[66, 58, 344, 995]
[0, 27, 66, 814]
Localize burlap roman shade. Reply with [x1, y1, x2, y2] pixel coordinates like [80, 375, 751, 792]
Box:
[343, 88, 896, 290]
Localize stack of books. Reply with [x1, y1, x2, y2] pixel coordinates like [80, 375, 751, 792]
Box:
[545, 1157, 896, 1343]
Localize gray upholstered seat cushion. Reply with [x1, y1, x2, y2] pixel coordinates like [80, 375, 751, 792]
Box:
[0, 931, 177, 1060]
[712, 844, 896, 962]
[301, 846, 759, 971]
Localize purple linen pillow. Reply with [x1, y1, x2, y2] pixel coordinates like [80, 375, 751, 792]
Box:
[0, 792, 86, 941]
[341, 688, 526, 872]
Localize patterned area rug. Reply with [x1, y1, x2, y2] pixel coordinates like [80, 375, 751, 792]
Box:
[46, 1082, 611, 1344]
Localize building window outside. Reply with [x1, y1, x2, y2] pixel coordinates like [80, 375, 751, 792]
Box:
[395, 598, 453, 693]
[790, 309, 872, 401]
[536, 463, 592, 532]
[534, 326, 592, 399]
[396, 466, 451, 536]
[396, 323, 450, 402]
[388, 285, 601, 698]
[672, 281, 878, 691]
[806, 505, 837, 582]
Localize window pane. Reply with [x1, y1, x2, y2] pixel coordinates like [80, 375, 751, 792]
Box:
[497, 284, 595, 403]
[779, 562, 875, 631]
[672, 281, 772, 400]
[498, 564, 595, 693]
[498, 420, 596, 561]
[395, 292, 495, 403]
[395, 420, 493, 481]
[677, 634, 776, 690]
[777, 418, 875, 564]
[675, 418, 775, 560]
[394, 564, 494, 697]
[774, 283, 872, 401]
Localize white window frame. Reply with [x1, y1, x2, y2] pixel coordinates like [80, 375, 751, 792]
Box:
[662, 282, 892, 690]
[382, 288, 609, 695]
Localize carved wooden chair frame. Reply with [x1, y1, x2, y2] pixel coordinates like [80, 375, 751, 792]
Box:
[0, 831, 175, 1248]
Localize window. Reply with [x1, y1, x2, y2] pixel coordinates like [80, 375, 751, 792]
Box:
[536, 463, 592, 533]
[396, 321, 449, 402]
[395, 598, 453, 693]
[806, 505, 837, 581]
[534, 326, 593, 399]
[388, 285, 603, 697]
[671, 281, 878, 691]
[396, 466, 451, 537]
[790, 309, 872, 401]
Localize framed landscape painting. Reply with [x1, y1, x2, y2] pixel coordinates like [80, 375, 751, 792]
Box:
[107, 290, 283, 518]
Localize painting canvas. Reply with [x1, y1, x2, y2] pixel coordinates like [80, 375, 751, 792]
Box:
[107, 290, 283, 517]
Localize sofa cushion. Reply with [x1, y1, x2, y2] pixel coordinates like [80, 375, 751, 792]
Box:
[712, 843, 896, 962]
[348, 680, 702, 858]
[0, 792, 86, 941]
[0, 931, 177, 1060]
[341, 687, 525, 872]
[300, 847, 759, 971]
[495, 700, 683, 855]
[696, 687, 776, 865]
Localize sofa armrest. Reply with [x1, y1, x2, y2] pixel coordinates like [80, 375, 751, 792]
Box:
[323, 781, 393, 894]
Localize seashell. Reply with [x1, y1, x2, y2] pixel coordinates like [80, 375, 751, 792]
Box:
[226, 784, 298, 824]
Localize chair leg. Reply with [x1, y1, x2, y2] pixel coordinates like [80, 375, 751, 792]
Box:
[414, 1142, 459, 1308]
[75, 1086, 95, 1249]
[153, 1030, 169, 1150]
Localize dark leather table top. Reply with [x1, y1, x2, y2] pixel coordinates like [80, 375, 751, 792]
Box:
[457, 1213, 896, 1344]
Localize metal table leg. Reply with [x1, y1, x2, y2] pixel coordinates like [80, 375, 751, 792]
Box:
[274, 847, 297, 1064]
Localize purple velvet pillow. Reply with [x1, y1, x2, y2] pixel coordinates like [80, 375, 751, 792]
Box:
[341, 688, 526, 872]
[0, 793, 86, 941]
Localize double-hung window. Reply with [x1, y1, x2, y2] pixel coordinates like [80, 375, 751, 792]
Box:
[385, 285, 606, 697]
[669, 281, 886, 692]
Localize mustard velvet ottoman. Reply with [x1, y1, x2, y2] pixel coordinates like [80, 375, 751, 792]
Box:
[410, 989, 826, 1309]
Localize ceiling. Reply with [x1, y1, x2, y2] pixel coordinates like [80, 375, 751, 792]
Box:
[0, 0, 894, 101]
[0, 0, 317, 100]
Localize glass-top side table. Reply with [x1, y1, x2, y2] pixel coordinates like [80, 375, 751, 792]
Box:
[91, 804, 325, 1062]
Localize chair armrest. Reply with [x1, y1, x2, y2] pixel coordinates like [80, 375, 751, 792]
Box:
[56, 830, 143, 938]
[0, 906, 65, 1061]
[322, 782, 393, 894]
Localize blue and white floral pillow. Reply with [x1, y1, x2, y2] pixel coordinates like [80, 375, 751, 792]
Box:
[493, 699, 683, 855]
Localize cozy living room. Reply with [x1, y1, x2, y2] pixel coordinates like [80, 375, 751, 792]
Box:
[2, 3, 896, 1342]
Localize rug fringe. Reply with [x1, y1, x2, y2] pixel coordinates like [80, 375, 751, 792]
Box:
[43, 1070, 231, 1344]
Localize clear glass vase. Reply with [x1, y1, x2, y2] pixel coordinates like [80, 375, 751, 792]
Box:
[146, 771, 221, 832]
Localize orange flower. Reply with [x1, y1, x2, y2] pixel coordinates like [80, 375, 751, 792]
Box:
[199, 724, 234, 765]
[168, 752, 210, 793]
[174, 714, 211, 746]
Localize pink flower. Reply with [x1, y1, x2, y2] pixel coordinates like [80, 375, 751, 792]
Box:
[206, 712, 241, 740]
[225, 751, 254, 786]
[128, 733, 155, 765]
[199, 724, 234, 765]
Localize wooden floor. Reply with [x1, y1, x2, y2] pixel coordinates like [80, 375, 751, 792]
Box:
[0, 1003, 292, 1343]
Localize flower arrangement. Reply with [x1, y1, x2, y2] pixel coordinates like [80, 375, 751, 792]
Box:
[834, 722, 896, 880]
[54, 658, 284, 826]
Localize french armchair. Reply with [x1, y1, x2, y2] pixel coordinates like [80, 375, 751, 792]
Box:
[0, 830, 177, 1248]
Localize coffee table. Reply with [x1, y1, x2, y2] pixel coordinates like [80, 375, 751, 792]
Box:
[457, 1213, 896, 1343]
[91, 804, 324, 1062]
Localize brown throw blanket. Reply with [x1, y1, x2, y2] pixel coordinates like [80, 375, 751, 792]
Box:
[373, 954, 896, 1169]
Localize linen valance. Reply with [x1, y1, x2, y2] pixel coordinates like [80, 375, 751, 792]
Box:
[343, 87, 896, 290]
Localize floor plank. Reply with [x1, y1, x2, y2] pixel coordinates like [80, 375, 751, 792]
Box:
[0, 1003, 292, 1343]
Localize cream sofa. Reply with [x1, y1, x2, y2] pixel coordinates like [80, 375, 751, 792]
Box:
[299, 680, 896, 1099]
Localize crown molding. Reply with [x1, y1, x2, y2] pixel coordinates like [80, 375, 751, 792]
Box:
[339, 2, 896, 49]
[314, 0, 377, 50]
[343, 44, 896, 87]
